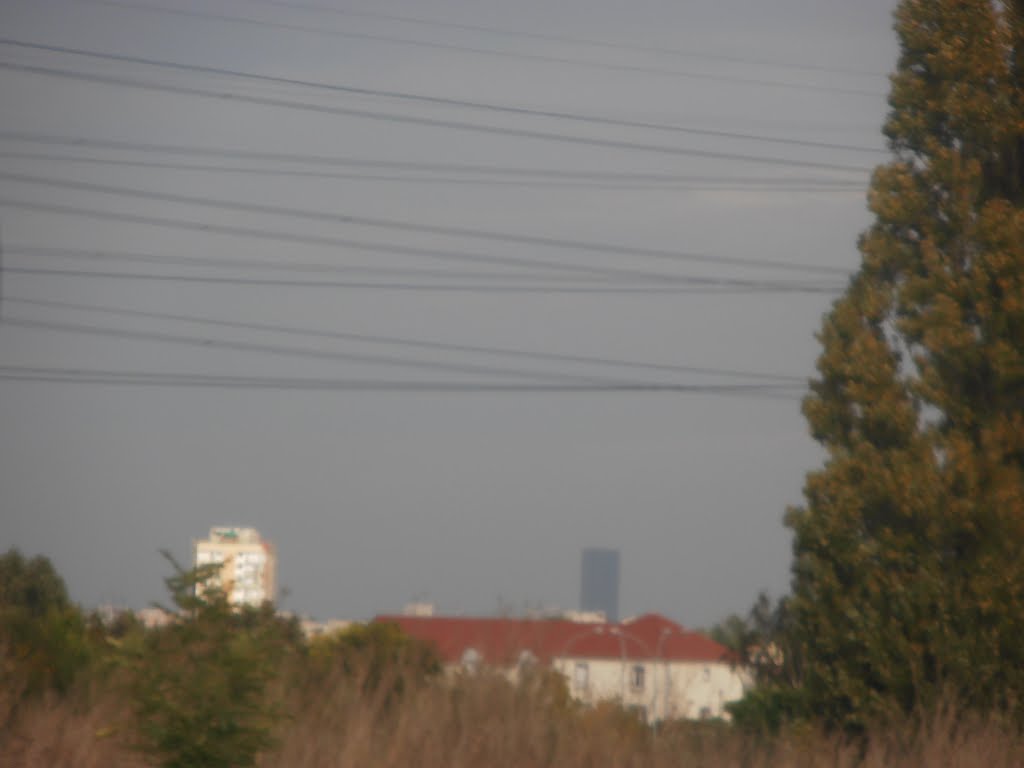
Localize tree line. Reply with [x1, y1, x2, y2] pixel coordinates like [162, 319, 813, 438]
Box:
[0, 548, 442, 767]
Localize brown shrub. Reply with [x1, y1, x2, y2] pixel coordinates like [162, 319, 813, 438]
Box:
[1, 684, 143, 768]
[4, 662, 1023, 768]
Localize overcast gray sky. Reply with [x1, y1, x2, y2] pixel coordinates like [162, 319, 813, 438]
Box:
[0, 0, 899, 628]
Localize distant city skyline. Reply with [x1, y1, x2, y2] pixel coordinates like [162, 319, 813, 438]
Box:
[580, 548, 620, 622]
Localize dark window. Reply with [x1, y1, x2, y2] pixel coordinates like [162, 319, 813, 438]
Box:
[631, 664, 645, 690]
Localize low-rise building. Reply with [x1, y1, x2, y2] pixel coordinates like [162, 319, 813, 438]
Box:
[373, 611, 748, 722]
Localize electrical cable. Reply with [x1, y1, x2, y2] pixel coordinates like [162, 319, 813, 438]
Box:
[0, 198, 724, 284]
[0, 151, 869, 192]
[244, 0, 888, 80]
[3, 265, 843, 294]
[0, 364, 803, 397]
[5, 244, 611, 283]
[2, 314, 639, 385]
[0, 61, 878, 174]
[0, 38, 887, 153]
[6, 296, 806, 383]
[0, 172, 851, 276]
[63, 0, 885, 96]
[0, 201, 848, 292]
[9, 244, 846, 291]
[0, 131, 871, 183]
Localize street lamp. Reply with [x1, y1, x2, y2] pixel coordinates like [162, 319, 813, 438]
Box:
[558, 624, 655, 720]
[610, 626, 657, 721]
[608, 626, 628, 702]
[654, 626, 683, 725]
[558, 624, 609, 702]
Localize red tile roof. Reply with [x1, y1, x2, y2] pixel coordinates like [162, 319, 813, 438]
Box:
[372, 612, 735, 666]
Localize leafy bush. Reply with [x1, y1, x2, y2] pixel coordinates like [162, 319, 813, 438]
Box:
[306, 621, 441, 698]
[0, 550, 93, 706]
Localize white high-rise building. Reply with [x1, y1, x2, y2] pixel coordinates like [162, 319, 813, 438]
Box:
[193, 526, 277, 607]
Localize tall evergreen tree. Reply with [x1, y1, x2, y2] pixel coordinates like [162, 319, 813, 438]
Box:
[786, 0, 1024, 730]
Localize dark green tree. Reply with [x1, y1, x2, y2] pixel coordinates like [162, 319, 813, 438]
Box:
[708, 593, 803, 688]
[129, 552, 286, 768]
[306, 621, 441, 699]
[707, 614, 753, 658]
[0, 549, 90, 699]
[0, 549, 70, 616]
[715, 595, 810, 734]
[786, 0, 1024, 731]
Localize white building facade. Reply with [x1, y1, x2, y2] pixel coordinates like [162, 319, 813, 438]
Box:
[193, 526, 277, 607]
[553, 654, 748, 721]
[375, 612, 749, 723]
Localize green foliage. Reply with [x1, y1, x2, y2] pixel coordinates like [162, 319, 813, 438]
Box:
[0, 549, 91, 700]
[710, 594, 809, 734]
[2, 606, 92, 695]
[706, 594, 803, 689]
[128, 552, 288, 768]
[726, 686, 811, 735]
[0, 549, 71, 616]
[707, 614, 752, 657]
[306, 621, 441, 698]
[787, 0, 1024, 732]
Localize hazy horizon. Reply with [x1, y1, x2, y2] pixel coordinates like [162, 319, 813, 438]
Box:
[1, 0, 900, 628]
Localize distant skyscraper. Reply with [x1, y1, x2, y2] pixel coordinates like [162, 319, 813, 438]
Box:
[580, 548, 620, 622]
[194, 526, 277, 607]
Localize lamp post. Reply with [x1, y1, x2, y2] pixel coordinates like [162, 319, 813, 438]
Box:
[559, 625, 646, 709]
[654, 626, 682, 726]
[610, 627, 656, 722]
[558, 624, 609, 704]
[608, 626, 628, 702]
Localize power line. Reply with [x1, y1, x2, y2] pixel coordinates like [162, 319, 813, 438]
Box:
[0, 151, 869, 192]
[5, 244, 605, 283]
[0, 61, 878, 174]
[245, 0, 888, 80]
[0, 364, 803, 397]
[0, 38, 886, 155]
[0, 172, 851, 276]
[0, 131, 871, 182]
[0, 198, 704, 284]
[3, 314, 640, 385]
[7, 244, 845, 291]
[4, 266, 842, 295]
[0, 201, 846, 292]
[67, 0, 885, 96]
[0, 202, 848, 295]
[6, 296, 806, 383]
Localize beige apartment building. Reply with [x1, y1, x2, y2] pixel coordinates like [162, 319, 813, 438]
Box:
[193, 526, 277, 607]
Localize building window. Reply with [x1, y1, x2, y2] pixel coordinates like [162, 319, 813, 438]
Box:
[630, 664, 645, 691]
[574, 662, 589, 691]
[702, 666, 710, 681]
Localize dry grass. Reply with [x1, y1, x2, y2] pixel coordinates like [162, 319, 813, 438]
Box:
[3, 666, 1023, 768]
[1, 686, 144, 768]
